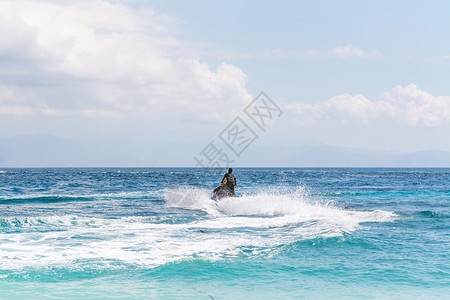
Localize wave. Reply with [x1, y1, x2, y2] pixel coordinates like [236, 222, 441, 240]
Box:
[0, 187, 397, 271]
[0, 195, 93, 204]
[165, 186, 396, 221]
[1, 215, 88, 229]
[417, 210, 447, 219]
[0, 215, 179, 229]
[163, 186, 396, 256]
[0, 191, 163, 204]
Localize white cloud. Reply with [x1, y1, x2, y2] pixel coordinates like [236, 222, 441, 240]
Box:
[212, 44, 381, 61]
[0, 86, 35, 116]
[262, 48, 321, 59]
[328, 44, 382, 58]
[209, 48, 321, 60]
[426, 54, 450, 63]
[288, 84, 450, 127]
[263, 45, 382, 60]
[0, 0, 252, 121]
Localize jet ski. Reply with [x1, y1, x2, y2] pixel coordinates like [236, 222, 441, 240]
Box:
[211, 184, 235, 201]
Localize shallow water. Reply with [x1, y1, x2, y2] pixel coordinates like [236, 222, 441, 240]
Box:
[1, 168, 449, 299]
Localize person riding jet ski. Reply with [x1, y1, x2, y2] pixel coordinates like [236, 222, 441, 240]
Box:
[211, 168, 236, 200]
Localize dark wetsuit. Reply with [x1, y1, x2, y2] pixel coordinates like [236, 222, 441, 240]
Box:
[222, 172, 236, 195]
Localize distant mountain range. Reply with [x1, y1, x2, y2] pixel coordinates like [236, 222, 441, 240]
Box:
[1, 135, 450, 167]
[244, 144, 450, 167]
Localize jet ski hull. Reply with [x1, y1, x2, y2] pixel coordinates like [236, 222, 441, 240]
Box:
[211, 185, 235, 201]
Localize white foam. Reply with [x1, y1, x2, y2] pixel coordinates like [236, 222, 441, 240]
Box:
[0, 188, 397, 271]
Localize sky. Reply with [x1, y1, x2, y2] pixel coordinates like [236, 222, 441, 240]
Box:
[0, 0, 449, 166]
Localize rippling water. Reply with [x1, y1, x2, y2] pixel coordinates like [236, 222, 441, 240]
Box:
[0, 168, 449, 299]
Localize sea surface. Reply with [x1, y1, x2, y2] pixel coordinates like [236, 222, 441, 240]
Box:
[0, 168, 449, 299]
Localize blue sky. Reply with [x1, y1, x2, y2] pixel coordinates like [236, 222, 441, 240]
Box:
[145, 0, 449, 91]
[0, 0, 449, 165]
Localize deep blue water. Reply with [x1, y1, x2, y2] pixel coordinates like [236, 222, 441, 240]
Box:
[0, 168, 449, 299]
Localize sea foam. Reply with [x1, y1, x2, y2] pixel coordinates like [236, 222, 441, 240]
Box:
[0, 187, 396, 271]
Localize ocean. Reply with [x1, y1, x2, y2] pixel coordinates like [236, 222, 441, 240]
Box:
[0, 168, 449, 299]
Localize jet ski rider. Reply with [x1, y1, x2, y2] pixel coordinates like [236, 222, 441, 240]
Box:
[221, 168, 236, 196]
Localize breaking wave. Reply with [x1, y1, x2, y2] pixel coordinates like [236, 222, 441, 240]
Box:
[0, 186, 396, 271]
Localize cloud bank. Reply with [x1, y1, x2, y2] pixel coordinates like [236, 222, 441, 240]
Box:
[328, 44, 382, 59]
[289, 84, 450, 127]
[218, 45, 382, 60]
[0, 0, 251, 121]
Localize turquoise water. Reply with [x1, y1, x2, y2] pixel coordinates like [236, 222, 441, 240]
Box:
[0, 168, 449, 299]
